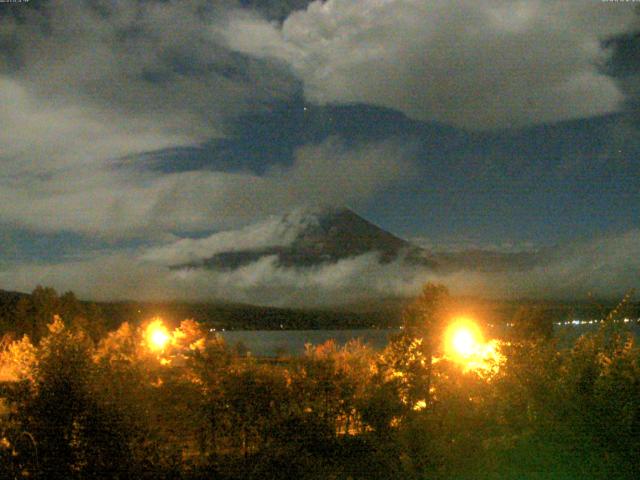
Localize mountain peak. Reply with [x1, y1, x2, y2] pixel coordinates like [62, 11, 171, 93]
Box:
[163, 206, 429, 270]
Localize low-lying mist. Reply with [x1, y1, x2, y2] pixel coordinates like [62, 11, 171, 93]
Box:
[1, 229, 637, 307]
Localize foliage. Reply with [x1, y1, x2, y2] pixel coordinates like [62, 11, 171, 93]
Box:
[1, 286, 107, 341]
[0, 285, 639, 479]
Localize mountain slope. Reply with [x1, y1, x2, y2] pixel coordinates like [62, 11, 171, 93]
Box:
[160, 205, 552, 275]
[178, 207, 437, 270]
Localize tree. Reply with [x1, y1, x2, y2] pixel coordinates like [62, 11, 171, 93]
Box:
[30, 286, 61, 340]
[510, 305, 553, 341]
[17, 317, 141, 479]
[400, 283, 452, 404]
[13, 295, 33, 338]
[220, 364, 290, 460]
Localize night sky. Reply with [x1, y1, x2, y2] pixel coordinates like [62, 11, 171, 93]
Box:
[0, 1, 638, 304]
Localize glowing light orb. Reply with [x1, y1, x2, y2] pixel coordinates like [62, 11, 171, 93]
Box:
[146, 319, 170, 351]
[441, 317, 504, 375]
[150, 329, 169, 349]
[452, 328, 476, 357]
[444, 318, 484, 361]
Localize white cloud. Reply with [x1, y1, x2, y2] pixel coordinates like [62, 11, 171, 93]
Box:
[0, 77, 199, 176]
[139, 136, 416, 233]
[0, 0, 416, 237]
[1, 0, 636, 306]
[0, 250, 433, 305]
[0, 136, 415, 236]
[0, 0, 307, 237]
[3, 1, 295, 142]
[3, 227, 636, 307]
[143, 208, 322, 265]
[222, 0, 636, 129]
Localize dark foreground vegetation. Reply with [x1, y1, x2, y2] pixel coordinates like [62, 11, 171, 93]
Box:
[0, 284, 639, 479]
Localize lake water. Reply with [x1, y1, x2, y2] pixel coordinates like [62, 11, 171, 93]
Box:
[218, 320, 640, 357]
[218, 329, 398, 357]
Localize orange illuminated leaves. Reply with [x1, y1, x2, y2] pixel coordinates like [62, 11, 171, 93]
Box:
[443, 317, 504, 376]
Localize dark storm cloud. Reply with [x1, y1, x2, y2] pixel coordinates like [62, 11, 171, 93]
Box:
[597, 13, 640, 174]
[238, 0, 313, 22]
[605, 14, 640, 125]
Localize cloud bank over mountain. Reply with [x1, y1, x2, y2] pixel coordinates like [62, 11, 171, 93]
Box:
[0, 131, 414, 236]
[1, 211, 637, 307]
[142, 209, 324, 266]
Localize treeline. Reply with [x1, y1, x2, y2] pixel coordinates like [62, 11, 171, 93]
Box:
[0, 285, 638, 478]
[84, 297, 640, 331]
[2, 287, 638, 334]
[99, 301, 398, 330]
[0, 286, 108, 340]
[0, 287, 397, 332]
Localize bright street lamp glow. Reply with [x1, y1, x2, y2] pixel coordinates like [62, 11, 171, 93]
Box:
[452, 328, 476, 357]
[146, 319, 170, 351]
[150, 329, 169, 350]
[442, 317, 504, 375]
[444, 318, 484, 361]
